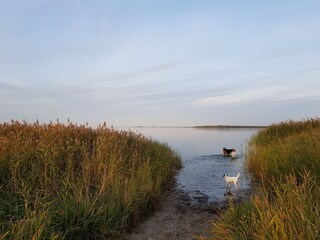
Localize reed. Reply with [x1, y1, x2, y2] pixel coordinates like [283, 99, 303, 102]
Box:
[0, 120, 181, 239]
[211, 173, 320, 240]
[208, 118, 320, 240]
[246, 118, 320, 184]
[248, 118, 320, 146]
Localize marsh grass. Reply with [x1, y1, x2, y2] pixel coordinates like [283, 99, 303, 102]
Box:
[246, 118, 320, 184]
[209, 118, 320, 240]
[211, 173, 320, 240]
[0, 121, 181, 239]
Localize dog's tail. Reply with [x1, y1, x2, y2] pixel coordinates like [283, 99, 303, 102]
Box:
[236, 173, 240, 178]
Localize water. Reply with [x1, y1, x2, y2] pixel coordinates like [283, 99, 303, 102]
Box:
[122, 127, 260, 203]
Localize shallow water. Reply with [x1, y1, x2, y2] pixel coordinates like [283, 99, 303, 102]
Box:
[122, 127, 260, 203]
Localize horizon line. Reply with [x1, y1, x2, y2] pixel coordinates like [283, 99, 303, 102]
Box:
[133, 124, 267, 129]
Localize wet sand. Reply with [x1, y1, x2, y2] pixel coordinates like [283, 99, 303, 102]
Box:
[123, 183, 254, 240]
[124, 189, 216, 240]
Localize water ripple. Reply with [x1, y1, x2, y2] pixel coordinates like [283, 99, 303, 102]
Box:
[177, 153, 251, 203]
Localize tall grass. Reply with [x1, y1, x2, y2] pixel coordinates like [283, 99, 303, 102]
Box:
[211, 173, 320, 240]
[0, 120, 181, 239]
[247, 118, 320, 184]
[248, 118, 320, 146]
[209, 118, 320, 240]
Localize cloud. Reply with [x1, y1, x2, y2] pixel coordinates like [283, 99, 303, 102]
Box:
[193, 85, 320, 107]
[0, 81, 33, 106]
[0, 81, 25, 91]
[91, 59, 183, 83]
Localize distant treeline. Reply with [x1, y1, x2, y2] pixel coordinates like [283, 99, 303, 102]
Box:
[193, 125, 266, 129]
[135, 125, 266, 129]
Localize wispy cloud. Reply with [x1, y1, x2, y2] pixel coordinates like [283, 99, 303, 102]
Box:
[0, 81, 25, 91]
[92, 59, 183, 83]
[193, 85, 320, 107]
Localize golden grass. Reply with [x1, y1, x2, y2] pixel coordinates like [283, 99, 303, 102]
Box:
[0, 120, 181, 239]
[208, 118, 320, 240]
[246, 118, 320, 184]
[211, 173, 320, 240]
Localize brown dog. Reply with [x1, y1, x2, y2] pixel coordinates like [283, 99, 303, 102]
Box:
[223, 147, 236, 158]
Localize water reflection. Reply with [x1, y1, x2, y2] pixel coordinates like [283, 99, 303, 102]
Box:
[122, 127, 260, 202]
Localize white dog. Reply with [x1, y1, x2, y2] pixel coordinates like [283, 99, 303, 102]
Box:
[223, 173, 240, 192]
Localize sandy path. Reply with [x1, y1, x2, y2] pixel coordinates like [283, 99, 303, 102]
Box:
[121, 180, 255, 240]
[123, 187, 223, 240]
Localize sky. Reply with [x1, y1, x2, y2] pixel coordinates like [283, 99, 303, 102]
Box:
[1, 0, 320, 127]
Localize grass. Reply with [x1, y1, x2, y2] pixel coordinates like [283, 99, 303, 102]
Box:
[0, 120, 181, 239]
[246, 118, 320, 184]
[208, 118, 320, 240]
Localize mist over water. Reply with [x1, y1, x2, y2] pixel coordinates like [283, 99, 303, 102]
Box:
[123, 127, 260, 203]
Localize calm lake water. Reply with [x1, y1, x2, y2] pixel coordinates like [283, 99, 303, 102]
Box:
[122, 127, 261, 203]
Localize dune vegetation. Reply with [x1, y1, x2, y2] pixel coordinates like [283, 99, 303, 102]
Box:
[209, 118, 320, 240]
[0, 120, 181, 239]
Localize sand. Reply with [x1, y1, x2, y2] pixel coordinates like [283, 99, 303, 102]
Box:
[122, 187, 224, 240]
[121, 180, 255, 240]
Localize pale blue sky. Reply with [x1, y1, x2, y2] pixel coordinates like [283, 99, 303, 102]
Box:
[1, 0, 320, 127]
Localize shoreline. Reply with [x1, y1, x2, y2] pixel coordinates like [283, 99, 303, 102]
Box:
[133, 125, 266, 129]
[123, 182, 256, 240]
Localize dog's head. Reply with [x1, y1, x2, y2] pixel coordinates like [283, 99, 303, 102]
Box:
[223, 174, 227, 178]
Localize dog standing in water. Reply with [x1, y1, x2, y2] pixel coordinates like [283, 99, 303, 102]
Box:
[223, 173, 240, 193]
[223, 147, 236, 158]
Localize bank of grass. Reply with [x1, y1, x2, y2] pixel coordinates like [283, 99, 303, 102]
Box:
[209, 118, 320, 240]
[0, 121, 181, 239]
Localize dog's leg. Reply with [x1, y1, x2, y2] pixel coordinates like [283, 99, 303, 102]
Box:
[226, 183, 231, 192]
[235, 180, 240, 189]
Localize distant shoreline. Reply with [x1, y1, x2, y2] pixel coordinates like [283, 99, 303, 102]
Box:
[133, 125, 267, 129]
[193, 125, 266, 129]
